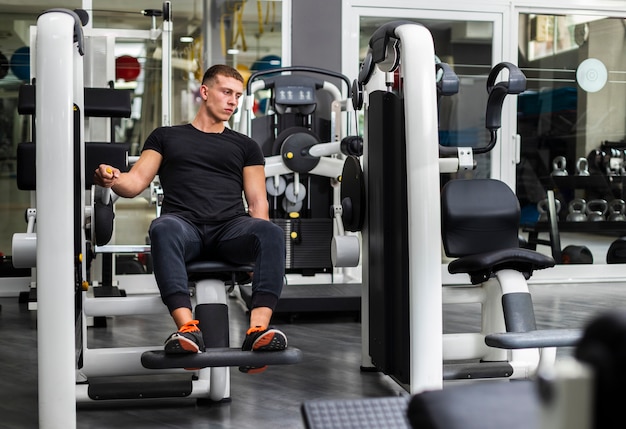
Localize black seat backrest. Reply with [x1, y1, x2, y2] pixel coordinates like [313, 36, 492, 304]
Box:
[441, 178, 520, 257]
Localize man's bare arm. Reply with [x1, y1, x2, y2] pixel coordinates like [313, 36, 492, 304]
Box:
[243, 165, 270, 220]
[93, 149, 162, 198]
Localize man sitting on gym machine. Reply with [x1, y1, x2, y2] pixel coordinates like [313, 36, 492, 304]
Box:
[94, 64, 287, 374]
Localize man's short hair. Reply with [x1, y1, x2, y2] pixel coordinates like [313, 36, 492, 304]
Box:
[202, 64, 244, 86]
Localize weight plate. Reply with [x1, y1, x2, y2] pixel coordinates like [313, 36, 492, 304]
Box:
[285, 182, 306, 203]
[282, 196, 303, 213]
[266, 176, 287, 196]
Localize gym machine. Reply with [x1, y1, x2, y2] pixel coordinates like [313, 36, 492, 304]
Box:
[11, 6, 300, 428]
[300, 19, 603, 429]
[235, 66, 363, 315]
[340, 20, 581, 394]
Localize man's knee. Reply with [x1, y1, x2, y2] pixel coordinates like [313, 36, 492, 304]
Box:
[262, 221, 285, 247]
[149, 215, 190, 242]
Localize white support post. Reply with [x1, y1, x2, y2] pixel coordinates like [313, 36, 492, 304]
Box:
[161, 2, 173, 126]
[395, 24, 443, 394]
[36, 10, 84, 429]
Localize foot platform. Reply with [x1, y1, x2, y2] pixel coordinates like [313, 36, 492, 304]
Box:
[141, 347, 303, 369]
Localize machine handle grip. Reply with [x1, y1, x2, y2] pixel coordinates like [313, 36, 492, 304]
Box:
[247, 65, 351, 95]
[485, 62, 526, 131]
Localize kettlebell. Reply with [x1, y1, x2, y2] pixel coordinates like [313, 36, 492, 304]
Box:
[586, 199, 608, 222]
[566, 198, 587, 222]
[537, 198, 561, 222]
[551, 156, 568, 176]
[608, 199, 626, 222]
[576, 157, 590, 176]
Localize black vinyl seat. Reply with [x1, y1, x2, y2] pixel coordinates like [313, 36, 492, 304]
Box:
[441, 178, 555, 283]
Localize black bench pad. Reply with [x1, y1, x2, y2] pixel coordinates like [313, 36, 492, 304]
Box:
[186, 261, 253, 274]
[141, 347, 302, 369]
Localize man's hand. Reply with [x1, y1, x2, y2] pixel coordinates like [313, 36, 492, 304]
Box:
[94, 164, 120, 188]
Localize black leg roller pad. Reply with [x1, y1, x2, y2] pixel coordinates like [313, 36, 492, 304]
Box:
[141, 347, 302, 369]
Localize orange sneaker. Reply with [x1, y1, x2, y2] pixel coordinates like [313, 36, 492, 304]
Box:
[239, 326, 287, 374]
[164, 320, 205, 354]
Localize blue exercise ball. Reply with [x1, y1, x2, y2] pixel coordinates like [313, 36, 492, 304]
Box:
[251, 54, 281, 71]
[10, 46, 30, 81]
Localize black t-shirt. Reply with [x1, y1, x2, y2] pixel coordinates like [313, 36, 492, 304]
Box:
[142, 124, 265, 224]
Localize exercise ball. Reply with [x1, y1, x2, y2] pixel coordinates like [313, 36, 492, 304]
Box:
[115, 55, 141, 82]
[251, 54, 281, 71]
[10, 46, 30, 81]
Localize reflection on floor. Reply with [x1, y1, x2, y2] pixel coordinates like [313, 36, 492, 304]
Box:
[0, 280, 625, 428]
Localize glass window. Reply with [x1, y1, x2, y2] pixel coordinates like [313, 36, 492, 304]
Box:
[517, 13, 626, 252]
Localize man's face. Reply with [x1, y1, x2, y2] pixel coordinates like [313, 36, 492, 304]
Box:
[201, 74, 243, 122]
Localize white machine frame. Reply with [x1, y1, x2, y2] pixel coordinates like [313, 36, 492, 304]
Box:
[359, 22, 558, 394]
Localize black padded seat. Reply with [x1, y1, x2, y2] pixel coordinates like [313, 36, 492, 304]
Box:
[442, 178, 556, 283]
[447, 247, 556, 284]
[185, 260, 253, 284]
[186, 260, 253, 274]
[442, 179, 521, 257]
